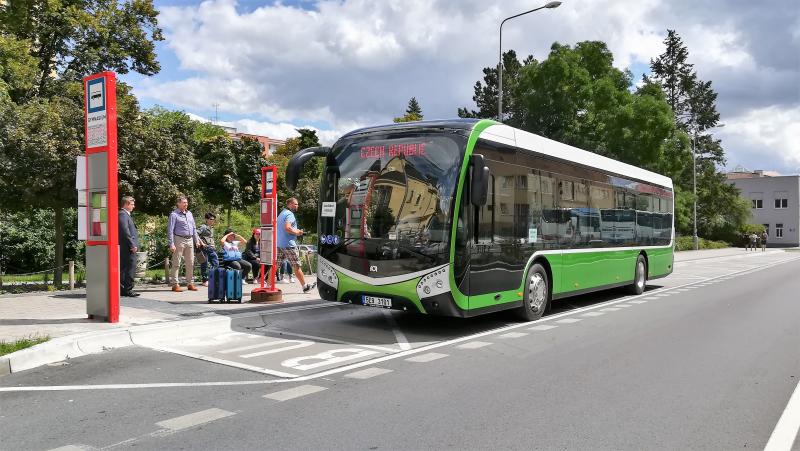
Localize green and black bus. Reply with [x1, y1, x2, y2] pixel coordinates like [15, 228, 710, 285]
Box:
[286, 119, 674, 321]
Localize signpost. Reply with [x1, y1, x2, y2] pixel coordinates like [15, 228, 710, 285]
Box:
[83, 72, 119, 322]
[251, 166, 283, 303]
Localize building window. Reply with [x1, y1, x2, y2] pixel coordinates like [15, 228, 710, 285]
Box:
[774, 191, 788, 209]
[750, 192, 763, 209]
[776, 223, 783, 238]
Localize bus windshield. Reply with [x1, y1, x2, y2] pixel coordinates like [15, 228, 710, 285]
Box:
[319, 130, 467, 277]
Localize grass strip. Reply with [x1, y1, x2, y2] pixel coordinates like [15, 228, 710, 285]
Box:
[0, 336, 50, 357]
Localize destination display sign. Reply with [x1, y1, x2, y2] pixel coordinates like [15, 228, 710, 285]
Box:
[360, 143, 427, 159]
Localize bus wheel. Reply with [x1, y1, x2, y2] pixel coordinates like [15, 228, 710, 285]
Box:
[628, 255, 647, 295]
[518, 263, 549, 321]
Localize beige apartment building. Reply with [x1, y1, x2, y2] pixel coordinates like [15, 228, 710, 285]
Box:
[727, 169, 800, 247]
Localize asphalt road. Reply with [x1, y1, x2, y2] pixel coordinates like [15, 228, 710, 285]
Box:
[2, 251, 799, 450]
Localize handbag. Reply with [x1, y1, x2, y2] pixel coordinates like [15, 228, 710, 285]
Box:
[223, 247, 242, 262]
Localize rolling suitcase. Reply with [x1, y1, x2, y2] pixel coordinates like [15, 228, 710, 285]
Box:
[207, 267, 226, 303]
[225, 268, 243, 303]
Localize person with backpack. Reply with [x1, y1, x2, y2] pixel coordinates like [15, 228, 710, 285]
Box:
[749, 233, 758, 251]
[761, 231, 768, 251]
[198, 212, 219, 287]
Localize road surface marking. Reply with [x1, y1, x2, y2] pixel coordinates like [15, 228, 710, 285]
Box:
[581, 312, 605, 317]
[615, 304, 633, 308]
[764, 379, 800, 451]
[264, 385, 327, 401]
[499, 332, 528, 339]
[556, 318, 582, 324]
[47, 446, 88, 451]
[528, 325, 558, 331]
[600, 308, 621, 312]
[457, 341, 493, 349]
[256, 330, 398, 353]
[218, 341, 302, 354]
[643, 296, 660, 300]
[155, 408, 235, 431]
[383, 310, 412, 351]
[344, 367, 393, 379]
[629, 300, 648, 304]
[406, 353, 448, 363]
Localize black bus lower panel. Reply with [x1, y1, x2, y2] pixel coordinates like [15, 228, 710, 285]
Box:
[317, 280, 522, 318]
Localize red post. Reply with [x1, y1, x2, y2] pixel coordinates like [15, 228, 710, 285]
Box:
[251, 166, 282, 303]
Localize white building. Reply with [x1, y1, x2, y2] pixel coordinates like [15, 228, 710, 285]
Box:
[727, 169, 800, 247]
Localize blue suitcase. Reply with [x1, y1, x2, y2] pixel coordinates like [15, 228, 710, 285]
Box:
[208, 267, 226, 303]
[225, 268, 243, 303]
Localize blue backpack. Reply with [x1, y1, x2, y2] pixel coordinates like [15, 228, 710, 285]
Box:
[223, 245, 242, 262]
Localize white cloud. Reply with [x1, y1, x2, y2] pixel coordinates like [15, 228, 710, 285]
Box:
[186, 112, 356, 145]
[125, 0, 799, 171]
[719, 105, 800, 173]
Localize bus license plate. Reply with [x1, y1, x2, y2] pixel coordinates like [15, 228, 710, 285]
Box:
[363, 295, 392, 308]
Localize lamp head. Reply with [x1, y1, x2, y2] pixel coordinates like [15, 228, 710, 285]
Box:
[545, 1, 562, 8]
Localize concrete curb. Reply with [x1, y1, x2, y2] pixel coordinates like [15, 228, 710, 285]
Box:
[0, 316, 232, 376]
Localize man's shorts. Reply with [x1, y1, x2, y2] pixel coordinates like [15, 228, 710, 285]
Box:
[277, 247, 301, 268]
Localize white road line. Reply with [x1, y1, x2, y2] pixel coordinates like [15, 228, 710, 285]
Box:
[155, 408, 235, 431]
[344, 367, 393, 380]
[599, 308, 621, 312]
[582, 312, 605, 317]
[643, 296, 660, 300]
[764, 379, 800, 451]
[48, 446, 88, 451]
[406, 353, 448, 363]
[258, 330, 397, 353]
[615, 304, 633, 308]
[556, 318, 582, 324]
[629, 300, 648, 304]
[528, 325, 558, 331]
[263, 385, 327, 401]
[218, 341, 289, 354]
[457, 341, 493, 349]
[499, 332, 529, 339]
[383, 310, 412, 351]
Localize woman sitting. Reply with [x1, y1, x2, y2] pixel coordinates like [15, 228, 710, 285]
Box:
[220, 229, 252, 282]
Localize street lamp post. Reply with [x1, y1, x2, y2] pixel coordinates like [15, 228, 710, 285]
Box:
[692, 123, 724, 250]
[498, 1, 561, 122]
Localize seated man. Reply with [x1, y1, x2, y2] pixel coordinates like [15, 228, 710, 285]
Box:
[219, 229, 252, 282]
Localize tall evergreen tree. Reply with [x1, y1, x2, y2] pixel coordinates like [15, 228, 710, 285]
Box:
[458, 49, 533, 125]
[394, 97, 424, 123]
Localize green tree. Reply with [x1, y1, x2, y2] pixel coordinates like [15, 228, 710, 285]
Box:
[270, 129, 322, 232]
[394, 97, 424, 123]
[0, 0, 163, 95]
[0, 0, 163, 285]
[458, 50, 533, 124]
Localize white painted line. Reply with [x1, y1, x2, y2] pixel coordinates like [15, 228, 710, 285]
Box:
[48, 446, 88, 451]
[456, 341, 493, 349]
[615, 304, 633, 308]
[599, 308, 621, 312]
[264, 385, 327, 401]
[344, 367, 393, 380]
[581, 312, 605, 317]
[629, 300, 648, 304]
[147, 346, 300, 378]
[764, 379, 800, 451]
[218, 341, 286, 354]
[155, 408, 235, 431]
[499, 332, 528, 339]
[654, 294, 671, 297]
[556, 318, 582, 324]
[406, 353, 448, 363]
[643, 296, 660, 300]
[383, 310, 412, 351]
[258, 330, 397, 353]
[528, 325, 558, 331]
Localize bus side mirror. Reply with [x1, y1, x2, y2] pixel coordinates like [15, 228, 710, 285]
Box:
[471, 154, 489, 207]
[286, 146, 331, 191]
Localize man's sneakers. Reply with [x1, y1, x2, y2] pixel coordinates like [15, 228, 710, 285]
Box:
[172, 285, 184, 292]
[302, 282, 317, 293]
[187, 284, 198, 291]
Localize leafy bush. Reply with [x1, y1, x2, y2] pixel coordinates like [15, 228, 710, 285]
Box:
[675, 236, 730, 251]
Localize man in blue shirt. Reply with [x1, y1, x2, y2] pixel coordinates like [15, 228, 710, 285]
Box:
[277, 197, 316, 293]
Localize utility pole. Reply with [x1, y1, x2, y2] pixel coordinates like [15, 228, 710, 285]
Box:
[212, 103, 219, 124]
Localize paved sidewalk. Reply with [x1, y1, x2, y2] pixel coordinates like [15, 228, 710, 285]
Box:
[674, 247, 785, 262]
[0, 275, 319, 343]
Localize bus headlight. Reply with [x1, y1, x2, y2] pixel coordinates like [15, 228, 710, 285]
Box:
[317, 258, 339, 289]
[416, 266, 450, 299]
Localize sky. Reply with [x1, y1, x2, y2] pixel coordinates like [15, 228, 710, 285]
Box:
[122, 0, 800, 175]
